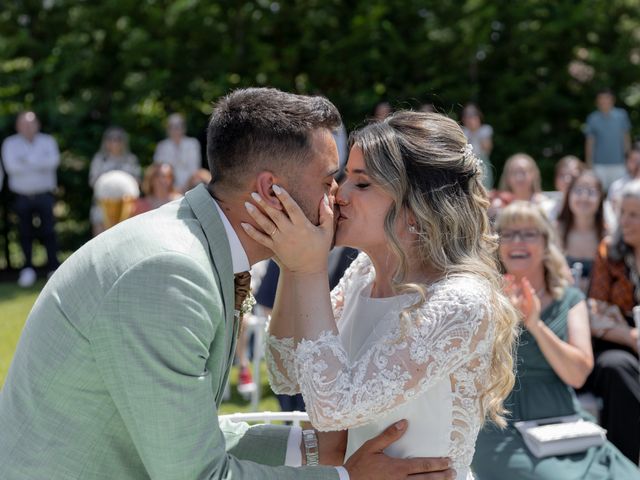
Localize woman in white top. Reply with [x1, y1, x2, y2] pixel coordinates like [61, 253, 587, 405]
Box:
[242, 111, 519, 479]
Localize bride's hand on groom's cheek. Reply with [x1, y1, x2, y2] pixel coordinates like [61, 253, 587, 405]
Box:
[242, 185, 334, 274]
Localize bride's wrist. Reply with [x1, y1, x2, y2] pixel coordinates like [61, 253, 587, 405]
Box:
[286, 269, 329, 279]
[279, 263, 329, 277]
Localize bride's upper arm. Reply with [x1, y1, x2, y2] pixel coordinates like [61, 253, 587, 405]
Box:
[330, 252, 372, 326]
[406, 276, 494, 368]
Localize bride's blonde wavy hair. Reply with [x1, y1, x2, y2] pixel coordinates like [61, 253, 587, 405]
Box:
[350, 111, 519, 427]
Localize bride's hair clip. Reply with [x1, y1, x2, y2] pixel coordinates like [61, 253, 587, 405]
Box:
[461, 143, 483, 175]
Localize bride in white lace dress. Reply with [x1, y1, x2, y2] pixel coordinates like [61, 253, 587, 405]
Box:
[242, 111, 519, 479]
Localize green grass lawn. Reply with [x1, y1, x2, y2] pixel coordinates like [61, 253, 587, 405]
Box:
[0, 280, 280, 414]
[0, 280, 43, 388]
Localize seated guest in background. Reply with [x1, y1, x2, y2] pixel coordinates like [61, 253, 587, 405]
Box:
[133, 163, 181, 216]
[557, 170, 606, 293]
[555, 155, 586, 195]
[1, 111, 60, 287]
[495, 153, 552, 217]
[547, 155, 586, 220]
[461, 103, 494, 189]
[588, 179, 640, 464]
[472, 201, 640, 480]
[153, 113, 201, 192]
[89, 127, 141, 236]
[606, 143, 640, 231]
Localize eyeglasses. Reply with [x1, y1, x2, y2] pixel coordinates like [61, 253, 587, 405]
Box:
[499, 229, 543, 243]
[571, 186, 600, 198]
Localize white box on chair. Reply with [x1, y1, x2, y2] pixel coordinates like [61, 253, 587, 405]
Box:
[514, 414, 607, 458]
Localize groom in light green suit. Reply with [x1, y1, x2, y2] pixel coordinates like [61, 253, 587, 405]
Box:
[0, 88, 453, 480]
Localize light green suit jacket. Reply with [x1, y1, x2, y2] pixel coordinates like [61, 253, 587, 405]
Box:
[0, 185, 338, 480]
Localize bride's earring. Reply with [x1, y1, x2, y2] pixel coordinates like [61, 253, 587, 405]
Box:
[408, 225, 417, 234]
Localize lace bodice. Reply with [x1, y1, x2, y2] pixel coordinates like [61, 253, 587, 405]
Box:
[266, 253, 495, 473]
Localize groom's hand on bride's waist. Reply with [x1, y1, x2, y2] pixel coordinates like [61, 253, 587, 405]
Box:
[343, 420, 455, 480]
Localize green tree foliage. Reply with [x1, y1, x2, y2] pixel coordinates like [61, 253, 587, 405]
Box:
[1, 0, 640, 249]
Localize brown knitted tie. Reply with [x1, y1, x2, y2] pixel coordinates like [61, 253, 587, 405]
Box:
[234, 271, 252, 315]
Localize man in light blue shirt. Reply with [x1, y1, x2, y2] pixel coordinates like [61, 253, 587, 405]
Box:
[585, 88, 631, 190]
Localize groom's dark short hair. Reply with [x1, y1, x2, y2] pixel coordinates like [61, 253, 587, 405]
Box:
[207, 87, 341, 187]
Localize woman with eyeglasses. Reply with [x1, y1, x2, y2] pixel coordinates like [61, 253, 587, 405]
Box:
[472, 201, 640, 479]
[557, 170, 607, 293]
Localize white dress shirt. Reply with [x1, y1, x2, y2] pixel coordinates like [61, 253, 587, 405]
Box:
[154, 137, 201, 191]
[1, 132, 60, 195]
[214, 200, 349, 480]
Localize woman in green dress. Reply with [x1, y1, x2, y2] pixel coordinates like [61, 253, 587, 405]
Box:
[472, 201, 640, 479]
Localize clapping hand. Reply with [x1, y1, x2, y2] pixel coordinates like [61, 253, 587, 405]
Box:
[504, 275, 542, 332]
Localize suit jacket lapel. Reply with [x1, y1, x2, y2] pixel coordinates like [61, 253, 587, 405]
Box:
[184, 185, 236, 404]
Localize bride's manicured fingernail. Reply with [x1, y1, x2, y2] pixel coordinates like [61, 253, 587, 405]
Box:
[323, 194, 329, 206]
[272, 184, 282, 195]
[240, 222, 251, 230]
[251, 192, 261, 202]
[244, 202, 256, 212]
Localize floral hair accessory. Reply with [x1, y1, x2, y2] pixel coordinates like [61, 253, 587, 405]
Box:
[461, 143, 483, 174]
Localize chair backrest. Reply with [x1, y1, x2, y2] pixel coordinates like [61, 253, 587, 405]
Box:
[220, 411, 309, 427]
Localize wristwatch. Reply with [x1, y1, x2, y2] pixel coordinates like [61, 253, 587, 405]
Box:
[302, 429, 319, 466]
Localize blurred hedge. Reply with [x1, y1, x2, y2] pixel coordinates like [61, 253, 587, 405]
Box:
[1, 0, 640, 251]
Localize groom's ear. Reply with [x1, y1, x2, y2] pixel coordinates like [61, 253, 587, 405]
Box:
[255, 171, 284, 210]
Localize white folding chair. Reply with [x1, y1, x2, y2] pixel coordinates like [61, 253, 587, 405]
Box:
[220, 411, 310, 427]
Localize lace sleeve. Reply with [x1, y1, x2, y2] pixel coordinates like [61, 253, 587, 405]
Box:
[294, 277, 494, 431]
[265, 252, 371, 395]
[265, 334, 300, 394]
